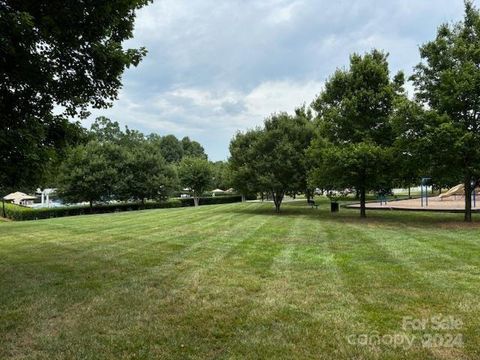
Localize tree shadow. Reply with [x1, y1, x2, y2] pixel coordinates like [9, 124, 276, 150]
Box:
[225, 202, 480, 229]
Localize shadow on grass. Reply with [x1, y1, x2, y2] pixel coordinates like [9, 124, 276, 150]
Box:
[227, 201, 480, 229]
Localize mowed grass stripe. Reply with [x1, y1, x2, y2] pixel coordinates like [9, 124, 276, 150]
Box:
[0, 205, 270, 359]
[1, 202, 480, 359]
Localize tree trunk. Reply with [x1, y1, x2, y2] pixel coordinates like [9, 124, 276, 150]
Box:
[464, 177, 472, 222]
[193, 196, 199, 207]
[272, 190, 284, 213]
[360, 187, 366, 218]
[306, 189, 312, 202]
[408, 186, 411, 199]
[89, 200, 93, 213]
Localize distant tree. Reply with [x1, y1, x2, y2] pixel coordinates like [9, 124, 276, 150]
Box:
[0, 0, 151, 193]
[161, 135, 184, 163]
[391, 98, 460, 197]
[38, 121, 89, 190]
[118, 142, 177, 204]
[211, 161, 230, 190]
[57, 141, 124, 209]
[308, 141, 394, 207]
[90, 117, 123, 143]
[119, 127, 146, 148]
[391, 98, 426, 197]
[411, 1, 480, 222]
[309, 50, 403, 217]
[228, 130, 262, 202]
[181, 137, 207, 159]
[0, 115, 86, 194]
[229, 112, 313, 212]
[177, 157, 213, 207]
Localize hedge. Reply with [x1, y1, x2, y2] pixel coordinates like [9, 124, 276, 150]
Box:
[1, 195, 251, 221]
[179, 195, 238, 206]
[1, 200, 182, 221]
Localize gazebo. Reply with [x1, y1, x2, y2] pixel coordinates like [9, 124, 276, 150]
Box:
[211, 189, 225, 197]
[3, 192, 37, 206]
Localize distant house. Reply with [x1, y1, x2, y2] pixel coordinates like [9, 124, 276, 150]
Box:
[211, 189, 225, 197]
[180, 188, 192, 198]
[3, 192, 37, 206]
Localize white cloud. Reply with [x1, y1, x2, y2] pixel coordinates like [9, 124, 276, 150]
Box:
[89, 79, 323, 157]
[85, 0, 468, 160]
[265, 0, 304, 25]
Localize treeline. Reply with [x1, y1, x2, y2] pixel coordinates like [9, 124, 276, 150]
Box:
[229, 3, 480, 222]
[56, 117, 230, 208]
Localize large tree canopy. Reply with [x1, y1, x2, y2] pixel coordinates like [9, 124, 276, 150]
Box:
[411, 0, 480, 222]
[177, 156, 213, 207]
[228, 129, 263, 202]
[229, 112, 313, 212]
[0, 0, 151, 193]
[57, 141, 124, 208]
[309, 50, 404, 217]
[181, 137, 207, 159]
[118, 142, 178, 204]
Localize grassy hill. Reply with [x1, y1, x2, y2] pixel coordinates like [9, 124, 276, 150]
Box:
[1, 201, 479, 359]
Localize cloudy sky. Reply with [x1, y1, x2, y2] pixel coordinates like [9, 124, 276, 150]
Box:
[88, 0, 466, 160]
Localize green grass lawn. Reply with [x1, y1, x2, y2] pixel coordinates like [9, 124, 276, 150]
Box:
[1, 201, 479, 359]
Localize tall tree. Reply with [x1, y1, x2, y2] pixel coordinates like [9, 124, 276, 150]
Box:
[177, 156, 213, 207]
[158, 135, 184, 163]
[229, 112, 313, 212]
[90, 117, 123, 143]
[57, 141, 124, 209]
[118, 142, 177, 204]
[211, 161, 230, 190]
[182, 137, 207, 159]
[228, 130, 263, 202]
[411, 1, 480, 222]
[0, 0, 151, 192]
[391, 98, 427, 197]
[309, 50, 403, 217]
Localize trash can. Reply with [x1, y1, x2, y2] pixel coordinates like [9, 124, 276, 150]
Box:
[330, 202, 339, 213]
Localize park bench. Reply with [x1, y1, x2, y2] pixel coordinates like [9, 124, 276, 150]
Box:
[307, 199, 318, 209]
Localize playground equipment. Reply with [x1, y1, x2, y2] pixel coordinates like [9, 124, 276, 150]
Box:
[438, 182, 479, 208]
[377, 192, 388, 206]
[439, 184, 464, 199]
[420, 177, 431, 207]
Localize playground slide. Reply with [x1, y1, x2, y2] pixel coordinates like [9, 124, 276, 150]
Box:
[439, 184, 464, 199]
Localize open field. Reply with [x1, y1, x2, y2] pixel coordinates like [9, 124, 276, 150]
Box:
[1, 200, 480, 359]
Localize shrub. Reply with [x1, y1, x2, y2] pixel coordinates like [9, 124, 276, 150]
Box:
[178, 195, 245, 207]
[2, 200, 182, 221]
[1, 195, 250, 221]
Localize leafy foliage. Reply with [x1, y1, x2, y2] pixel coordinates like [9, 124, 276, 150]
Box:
[411, 0, 480, 221]
[177, 157, 213, 206]
[229, 112, 313, 212]
[0, 0, 151, 192]
[309, 50, 403, 217]
[57, 141, 124, 207]
[182, 137, 207, 159]
[117, 142, 178, 203]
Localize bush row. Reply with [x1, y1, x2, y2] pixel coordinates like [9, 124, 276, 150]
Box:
[178, 195, 244, 206]
[2, 195, 251, 221]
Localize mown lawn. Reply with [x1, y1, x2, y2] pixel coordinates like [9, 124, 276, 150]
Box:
[1, 201, 479, 359]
